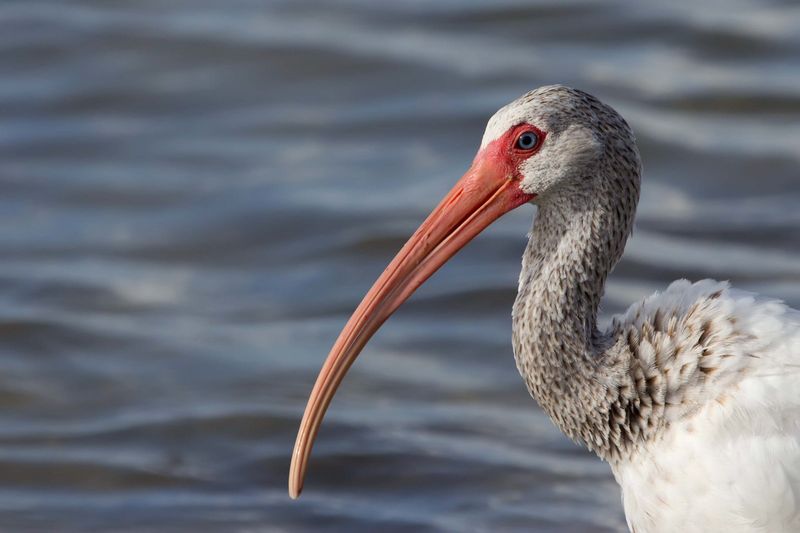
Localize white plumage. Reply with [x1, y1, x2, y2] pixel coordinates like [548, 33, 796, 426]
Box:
[615, 280, 800, 532]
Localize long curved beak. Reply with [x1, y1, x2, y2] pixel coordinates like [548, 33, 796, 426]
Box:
[289, 150, 533, 499]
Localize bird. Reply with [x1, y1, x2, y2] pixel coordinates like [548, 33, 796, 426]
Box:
[288, 85, 800, 532]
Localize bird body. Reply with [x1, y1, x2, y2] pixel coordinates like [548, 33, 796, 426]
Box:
[290, 85, 800, 532]
[609, 281, 800, 532]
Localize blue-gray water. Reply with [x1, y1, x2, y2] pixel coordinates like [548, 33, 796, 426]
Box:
[2, 1, 800, 531]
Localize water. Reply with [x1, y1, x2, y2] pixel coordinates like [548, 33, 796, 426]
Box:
[2, 0, 800, 531]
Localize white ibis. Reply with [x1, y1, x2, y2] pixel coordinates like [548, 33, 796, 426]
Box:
[289, 85, 800, 532]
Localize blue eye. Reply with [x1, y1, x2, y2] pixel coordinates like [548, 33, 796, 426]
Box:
[516, 131, 539, 150]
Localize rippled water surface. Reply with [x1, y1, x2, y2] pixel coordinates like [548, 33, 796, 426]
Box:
[2, 1, 800, 531]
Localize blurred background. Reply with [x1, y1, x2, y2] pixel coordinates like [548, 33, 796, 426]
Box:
[2, 0, 800, 531]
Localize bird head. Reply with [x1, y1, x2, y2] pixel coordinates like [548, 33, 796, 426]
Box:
[289, 85, 639, 498]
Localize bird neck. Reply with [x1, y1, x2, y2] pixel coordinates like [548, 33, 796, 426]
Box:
[512, 183, 636, 461]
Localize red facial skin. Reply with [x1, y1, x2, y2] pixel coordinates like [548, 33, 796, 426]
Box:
[288, 122, 546, 499]
[476, 123, 546, 208]
[478, 123, 546, 174]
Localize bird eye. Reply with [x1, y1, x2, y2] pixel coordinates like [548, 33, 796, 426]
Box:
[516, 131, 540, 151]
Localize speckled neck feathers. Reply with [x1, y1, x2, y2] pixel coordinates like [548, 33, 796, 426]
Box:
[511, 88, 641, 461]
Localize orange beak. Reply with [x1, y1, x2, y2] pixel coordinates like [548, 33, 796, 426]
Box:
[289, 148, 534, 499]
